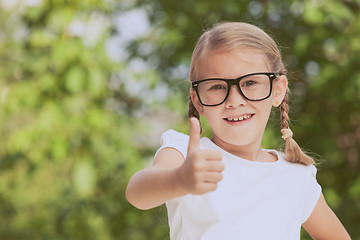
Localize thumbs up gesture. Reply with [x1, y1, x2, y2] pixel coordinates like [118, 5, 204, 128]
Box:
[177, 118, 224, 195]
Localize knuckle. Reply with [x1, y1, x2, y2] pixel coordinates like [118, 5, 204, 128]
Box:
[210, 183, 218, 192]
[192, 161, 203, 172]
[205, 150, 222, 161]
[192, 150, 203, 159]
[210, 150, 222, 159]
[217, 173, 223, 181]
[216, 152, 223, 159]
[219, 162, 225, 171]
[193, 172, 205, 186]
[211, 173, 223, 182]
[213, 162, 225, 172]
[193, 182, 205, 194]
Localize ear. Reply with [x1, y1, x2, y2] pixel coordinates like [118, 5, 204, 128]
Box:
[272, 75, 288, 107]
[190, 89, 205, 116]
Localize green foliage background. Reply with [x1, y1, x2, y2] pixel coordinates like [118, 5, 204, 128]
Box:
[0, 0, 359, 239]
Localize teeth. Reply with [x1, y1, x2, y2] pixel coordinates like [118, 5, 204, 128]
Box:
[227, 114, 252, 122]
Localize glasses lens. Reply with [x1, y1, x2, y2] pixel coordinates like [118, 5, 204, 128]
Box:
[240, 74, 271, 101]
[197, 80, 228, 106]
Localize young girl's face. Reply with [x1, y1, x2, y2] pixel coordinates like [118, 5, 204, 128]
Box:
[191, 48, 287, 152]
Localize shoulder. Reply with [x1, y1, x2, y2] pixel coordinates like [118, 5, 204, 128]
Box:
[160, 129, 189, 146]
[156, 129, 189, 160]
[287, 161, 317, 172]
[153, 130, 189, 168]
[274, 151, 319, 181]
[278, 152, 318, 175]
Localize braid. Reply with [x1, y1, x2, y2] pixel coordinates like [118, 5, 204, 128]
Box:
[280, 89, 315, 165]
[280, 91, 290, 130]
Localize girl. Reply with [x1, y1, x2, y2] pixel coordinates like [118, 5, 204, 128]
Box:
[126, 22, 350, 239]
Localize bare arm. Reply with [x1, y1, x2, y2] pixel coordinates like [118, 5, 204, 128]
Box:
[302, 193, 351, 240]
[125, 148, 186, 210]
[126, 118, 224, 210]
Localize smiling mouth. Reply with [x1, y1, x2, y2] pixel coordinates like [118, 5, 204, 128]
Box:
[224, 114, 254, 122]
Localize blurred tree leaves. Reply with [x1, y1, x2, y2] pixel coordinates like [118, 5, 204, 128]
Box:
[0, 0, 360, 239]
[0, 0, 167, 239]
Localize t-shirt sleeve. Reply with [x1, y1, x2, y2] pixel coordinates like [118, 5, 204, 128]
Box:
[301, 165, 322, 223]
[155, 129, 189, 159]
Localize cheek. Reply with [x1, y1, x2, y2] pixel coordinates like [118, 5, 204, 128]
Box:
[202, 107, 220, 120]
[202, 107, 225, 129]
[256, 101, 273, 122]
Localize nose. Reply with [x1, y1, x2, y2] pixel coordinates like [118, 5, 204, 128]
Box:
[225, 85, 247, 108]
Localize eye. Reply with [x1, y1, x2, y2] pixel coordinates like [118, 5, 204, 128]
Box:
[209, 84, 226, 90]
[241, 80, 258, 87]
[205, 81, 227, 91]
[199, 80, 227, 92]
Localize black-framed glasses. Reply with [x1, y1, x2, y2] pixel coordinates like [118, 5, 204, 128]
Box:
[192, 72, 279, 107]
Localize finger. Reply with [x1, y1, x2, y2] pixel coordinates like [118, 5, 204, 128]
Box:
[204, 172, 223, 183]
[201, 150, 223, 161]
[202, 182, 219, 193]
[193, 182, 218, 195]
[206, 161, 225, 172]
[187, 117, 201, 153]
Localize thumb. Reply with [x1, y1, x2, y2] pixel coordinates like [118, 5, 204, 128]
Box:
[187, 117, 201, 153]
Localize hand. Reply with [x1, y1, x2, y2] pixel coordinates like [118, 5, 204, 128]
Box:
[177, 117, 224, 195]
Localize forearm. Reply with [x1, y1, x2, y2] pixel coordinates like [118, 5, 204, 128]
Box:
[126, 167, 187, 210]
[303, 194, 351, 240]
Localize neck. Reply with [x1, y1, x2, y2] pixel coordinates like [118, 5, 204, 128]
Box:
[211, 136, 277, 163]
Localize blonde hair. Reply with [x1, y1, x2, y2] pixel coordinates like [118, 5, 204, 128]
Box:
[188, 22, 315, 165]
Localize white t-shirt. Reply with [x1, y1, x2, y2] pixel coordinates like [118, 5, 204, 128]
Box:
[157, 130, 322, 240]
